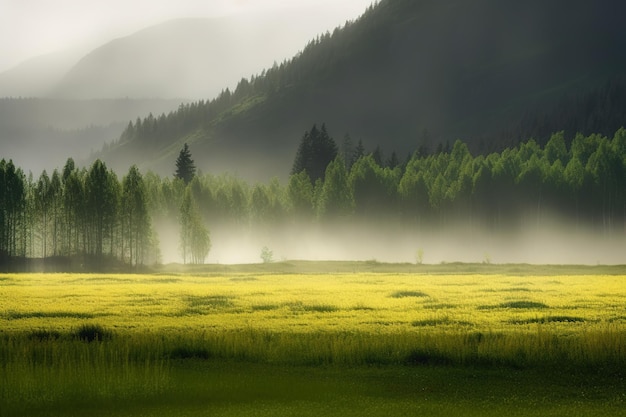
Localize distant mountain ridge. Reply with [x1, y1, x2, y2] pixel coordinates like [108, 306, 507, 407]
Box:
[98, 0, 626, 180]
[51, 16, 294, 99]
[0, 49, 80, 98]
[0, 11, 354, 100]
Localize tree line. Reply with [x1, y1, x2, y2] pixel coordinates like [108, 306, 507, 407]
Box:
[0, 159, 160, 270]
[1, 127, 625, 269]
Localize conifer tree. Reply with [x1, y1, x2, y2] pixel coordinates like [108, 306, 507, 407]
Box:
[175, 143, 196, 184]
[291, 124, 338, 182]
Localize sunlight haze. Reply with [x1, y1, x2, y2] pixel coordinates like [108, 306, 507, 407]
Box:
[0, 0, 374, 73]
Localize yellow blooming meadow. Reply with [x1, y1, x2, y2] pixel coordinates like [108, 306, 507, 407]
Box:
[1, 272, 624, 335]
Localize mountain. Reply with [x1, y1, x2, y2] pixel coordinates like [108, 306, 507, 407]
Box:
[1, 10, 349, 173]
[0, 48, 82, 98]
[99, 0, 626, 180]
[50, 13, 349, 100]
[0, 98, 185, 173]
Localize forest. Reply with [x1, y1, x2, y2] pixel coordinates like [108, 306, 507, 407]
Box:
[97, 0, 626, 180]
[1, 126, 625, 270]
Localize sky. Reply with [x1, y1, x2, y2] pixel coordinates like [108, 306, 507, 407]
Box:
[0, 0, 374, 73]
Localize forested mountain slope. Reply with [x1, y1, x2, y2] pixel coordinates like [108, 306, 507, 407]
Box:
[100, 0, 626, 180]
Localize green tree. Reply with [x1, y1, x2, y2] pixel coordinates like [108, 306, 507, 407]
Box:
[586, 136, 623, 232]
[179, 188, 210, 264]
[0, 160, 25, 261]
[398, 157, 429, 225]
[317, 156, 353, 219]
[35, 170, 51, 258]
[85, 160, 118, 263]
[351, 139, 366, 167]
[349, 155, 398, 218]
[544, 131, 569, 165]
[291, 123, 338, 182]
[48, 169, 62, 256]
[122, 165, 151, 267]
[175, 143, 196, 184]
[62, 164, 85, 257]
[287, 170, 315, 220]
[260, 246, 273, 263]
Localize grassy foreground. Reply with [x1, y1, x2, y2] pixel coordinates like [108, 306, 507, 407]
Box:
[1, 263, 625, 416]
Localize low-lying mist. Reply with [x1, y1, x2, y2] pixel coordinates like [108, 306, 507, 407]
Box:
[154, 215, 626, 266]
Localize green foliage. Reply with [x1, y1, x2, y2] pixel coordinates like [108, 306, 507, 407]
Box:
[291, 124, 338, 182]
[287, 170, 314, 219]
[390, 290, 429, 298]
[317, 155, 353, 219]
[174, 143, 196, 184]
[1, 126, 625, 269]
[260, 246, 274, 264]
[102, 0, 626, 183]
[121, 166, 152, 267]
[415, 248, 424, 265]
[499, 301, 549, 309]
[179, 187, 210, 264]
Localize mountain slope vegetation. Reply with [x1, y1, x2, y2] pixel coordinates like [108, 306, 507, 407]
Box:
[100, 0, 626, 180]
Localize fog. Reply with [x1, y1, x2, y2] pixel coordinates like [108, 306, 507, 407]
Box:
[154, 216, 626, 266]
[1, 1, 374, 97]
[0, 98, 185, 174]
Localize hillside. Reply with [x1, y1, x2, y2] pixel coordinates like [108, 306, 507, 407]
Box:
[0, 48, 82, 98]
[50, 13, 348, 100]
[0, 98, 185, 173]
[100, 0, 626, 180]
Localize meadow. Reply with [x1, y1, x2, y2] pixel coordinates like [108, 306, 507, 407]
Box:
[1, 262, 625, 416]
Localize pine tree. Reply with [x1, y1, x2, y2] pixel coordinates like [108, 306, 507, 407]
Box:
[175, 143, 196, 184]
[291, 124, 338, 182]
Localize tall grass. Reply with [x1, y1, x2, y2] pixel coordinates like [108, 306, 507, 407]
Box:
[1, 324, 624, 415]
[0, 331, 168, 416]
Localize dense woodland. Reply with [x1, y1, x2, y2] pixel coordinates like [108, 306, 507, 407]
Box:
[2, 126, 625, 270]
[101, 0, 626, 179]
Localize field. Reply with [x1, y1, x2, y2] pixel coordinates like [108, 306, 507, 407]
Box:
[1, 262, 626, 416]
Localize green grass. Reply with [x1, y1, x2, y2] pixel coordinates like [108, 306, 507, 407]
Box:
[5, 360, 626, 417]
[4, 311, 96, 320]
[1, 265, 626, 416]
[390, 290, 429, 298]
[508, 316, 587, 324]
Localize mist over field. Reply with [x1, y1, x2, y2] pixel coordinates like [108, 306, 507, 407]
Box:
[154, 217, 626, 266]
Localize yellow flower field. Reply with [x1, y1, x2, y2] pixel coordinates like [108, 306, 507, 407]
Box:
[1, 272, 625, 335]
[1, 268, 626, 416]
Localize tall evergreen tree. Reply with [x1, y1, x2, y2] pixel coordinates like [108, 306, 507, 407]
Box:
[122, 165, 150, 267]
[85, 160, 118, 263]
[175, 143, 196, 184]
[35, 170, 51, 258]
[0, 160, 25, 261]
[291, 123, 338, 182]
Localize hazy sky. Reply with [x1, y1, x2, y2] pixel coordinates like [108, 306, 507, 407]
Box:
[0, 0, 374, 73]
